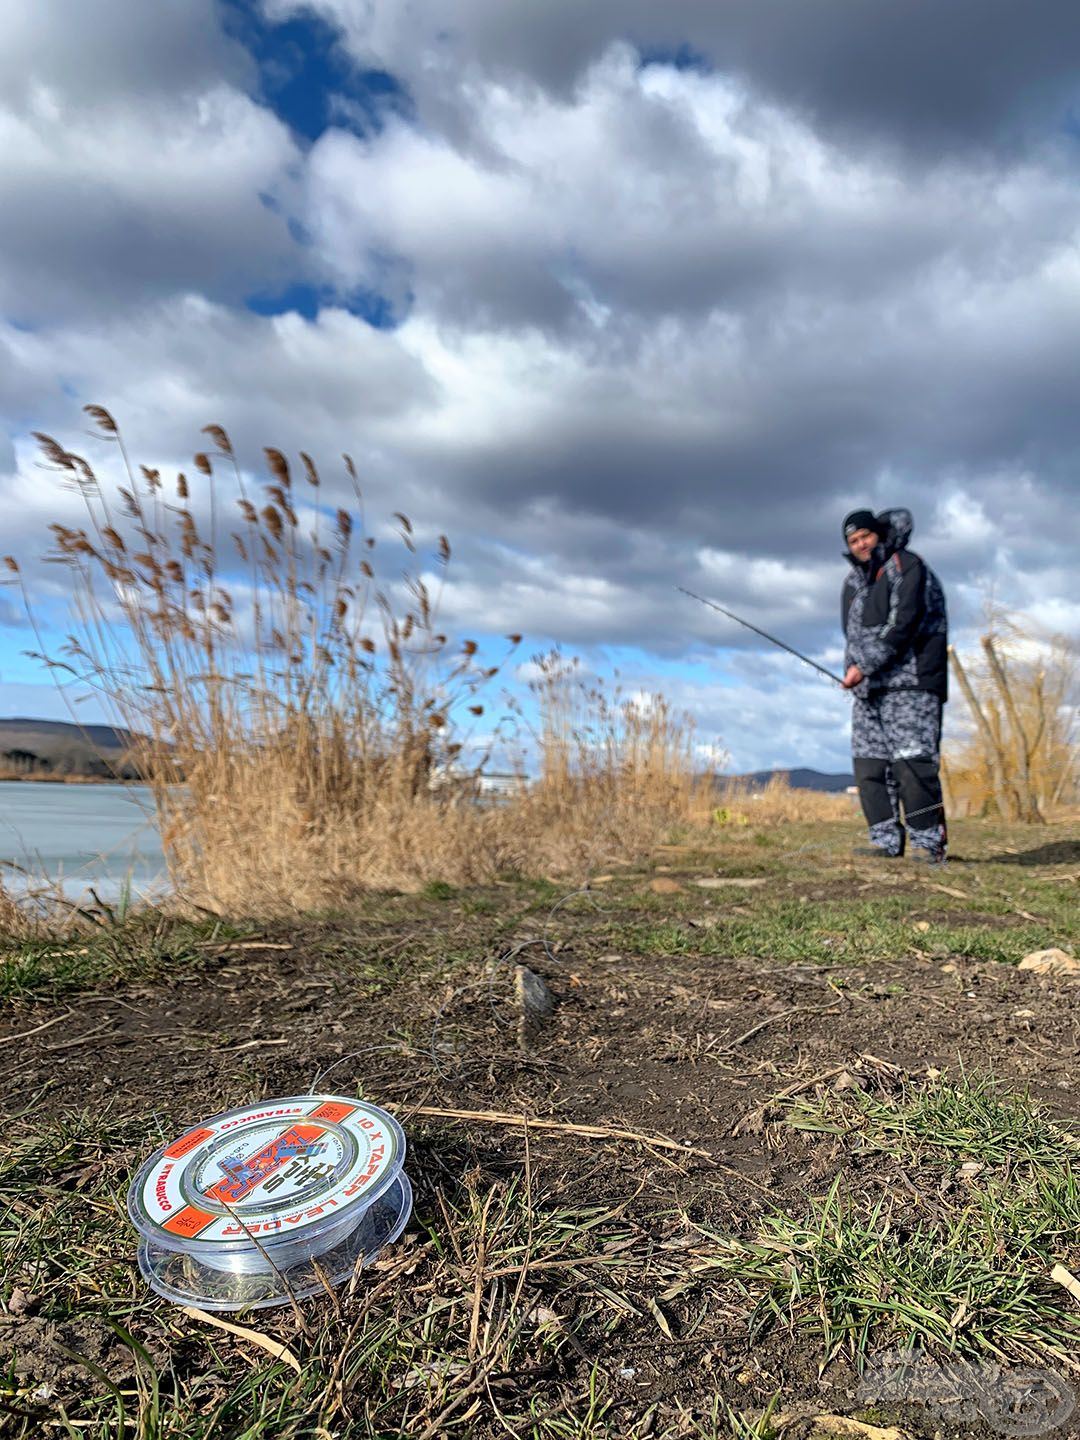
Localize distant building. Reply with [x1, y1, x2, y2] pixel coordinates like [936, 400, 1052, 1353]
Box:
[429, 766, 524, 803]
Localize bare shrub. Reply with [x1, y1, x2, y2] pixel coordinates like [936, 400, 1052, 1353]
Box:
[947, 615, 1078, 820]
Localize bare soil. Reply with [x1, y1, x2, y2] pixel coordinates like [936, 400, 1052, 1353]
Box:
[2, 822, 1079, 1438]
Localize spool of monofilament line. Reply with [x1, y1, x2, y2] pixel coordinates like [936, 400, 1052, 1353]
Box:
[127, 1095, 412, 1311]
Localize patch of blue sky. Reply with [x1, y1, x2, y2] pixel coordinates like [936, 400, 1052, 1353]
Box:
[245, 202, 411, 321]
[0, 607, 29, 643]
[0, 681, 113, 728]
[635, 43, 713, 75]
[222, 0, 410, 143]
[0, 631, 111, 729]
[244, 281, 398, 328]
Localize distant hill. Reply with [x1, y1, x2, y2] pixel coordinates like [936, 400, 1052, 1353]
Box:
[0, 717, 143, 779]
[0, 719, 853, 793]
[726, 767, 855, 793]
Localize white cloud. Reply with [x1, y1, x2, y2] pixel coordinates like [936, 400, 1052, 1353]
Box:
[0, 298, 433, 459]
[0, 1, 297, 321]
[2, 2, 1079, 773]
[299, 43, 1080, 338]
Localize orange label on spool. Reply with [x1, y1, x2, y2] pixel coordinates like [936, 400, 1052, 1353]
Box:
[204, 1123, 327, 1205]
[163, 1127, 215, 1159]
[162, 1204, 215, 1238]
[309, 1101, 357, 1124]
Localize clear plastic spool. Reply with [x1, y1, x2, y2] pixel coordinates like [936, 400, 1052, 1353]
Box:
[127, 1095, 412, 1310]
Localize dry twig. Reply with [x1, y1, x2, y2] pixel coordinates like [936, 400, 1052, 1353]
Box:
[393, 1104, 712, 1159]
[181, 1306, 302, 1374]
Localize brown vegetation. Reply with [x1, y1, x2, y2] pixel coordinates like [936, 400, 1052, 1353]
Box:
[7, 411, 716, 914]
[511, 651, 714, 873]
[946, 615, 1078, 821]
[711, 771, 854, 826]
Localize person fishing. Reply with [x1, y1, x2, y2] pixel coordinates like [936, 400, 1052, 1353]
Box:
[840, 508, 948, 862]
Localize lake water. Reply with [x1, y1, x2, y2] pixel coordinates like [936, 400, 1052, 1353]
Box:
[0, 782, 168, 902]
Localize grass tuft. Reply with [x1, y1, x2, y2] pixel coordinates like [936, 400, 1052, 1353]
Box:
[700, 1075, 1080, 1375]
[700, 1177, 1080, 1371]
[786, 1071, 1078, 1167]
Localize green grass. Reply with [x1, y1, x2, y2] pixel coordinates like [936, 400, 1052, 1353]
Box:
[787, 1071, 1079, 1167]
[698, 1075, 1080, 1373]
[612, 913, 994, 966]
[607, 889, 1068, 967]
[0, 880, 560, 1007]
[698, 1176, 1080, 1371]
[0, 916, 242, 1003]
[421, 880, 460, 901]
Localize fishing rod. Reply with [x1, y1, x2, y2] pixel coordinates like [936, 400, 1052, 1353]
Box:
[677, 586, 844, 686]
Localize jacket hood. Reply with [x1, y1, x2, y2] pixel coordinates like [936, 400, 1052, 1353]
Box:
[876, 508, 913, 556]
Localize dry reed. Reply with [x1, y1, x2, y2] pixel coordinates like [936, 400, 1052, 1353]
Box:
[0, 880, 33, 940]
[8, 413, 714, 912]
[711, 771, 854, 826]
[509, 651, 715, 873]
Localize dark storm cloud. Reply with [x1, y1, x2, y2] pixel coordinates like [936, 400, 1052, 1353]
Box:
[523, 0, 1080, 154]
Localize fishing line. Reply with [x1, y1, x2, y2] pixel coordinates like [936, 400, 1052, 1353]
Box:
[309, 1045, 415, 1096]
[126, 885, 608, 1310]
[677, 586, 845, 685]
[127, 1093, 412, 1311]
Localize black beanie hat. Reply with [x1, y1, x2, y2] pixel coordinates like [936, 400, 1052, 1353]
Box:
[843, 509, 883, 540]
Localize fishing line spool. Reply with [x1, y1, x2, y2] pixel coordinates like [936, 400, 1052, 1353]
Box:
[126, 1094, 412, 1311]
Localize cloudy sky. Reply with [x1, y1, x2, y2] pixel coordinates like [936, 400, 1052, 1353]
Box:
[2, 0, 1079, 773]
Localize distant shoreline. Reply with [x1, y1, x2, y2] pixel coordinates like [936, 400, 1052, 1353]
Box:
[0, 774, 145, 786]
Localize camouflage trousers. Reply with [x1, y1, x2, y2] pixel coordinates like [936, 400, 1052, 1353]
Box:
[851, 690, 946, 857]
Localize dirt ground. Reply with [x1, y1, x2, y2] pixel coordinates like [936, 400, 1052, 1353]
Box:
[2, 819, 1079, 1438]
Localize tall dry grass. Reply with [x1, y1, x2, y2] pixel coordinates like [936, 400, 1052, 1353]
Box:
[712, 772, 854, 826]
[7, 411, 714, 911]
[946, 615, 1078, 821]
[9, 411, 530, 909]
[509, 651, 715, 872]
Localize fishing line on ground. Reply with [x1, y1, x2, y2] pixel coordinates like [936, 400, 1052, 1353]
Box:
[309, 1045, 419, 1096]
[127, 1093, 413, 1311]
